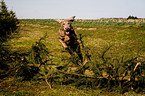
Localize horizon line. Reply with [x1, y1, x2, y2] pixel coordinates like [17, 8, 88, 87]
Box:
[18, 17, 145, 20]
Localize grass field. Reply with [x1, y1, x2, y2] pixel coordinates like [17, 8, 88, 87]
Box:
[1, 18, 145, 95]
[3, 19, 145, 60]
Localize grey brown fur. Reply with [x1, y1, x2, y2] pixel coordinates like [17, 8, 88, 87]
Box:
[56, 16, 83, 61]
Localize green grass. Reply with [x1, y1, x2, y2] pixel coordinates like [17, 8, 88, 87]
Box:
[1, 18, 145, 95]
[0, 77, 143, 96]
[3, 19, 145, 59]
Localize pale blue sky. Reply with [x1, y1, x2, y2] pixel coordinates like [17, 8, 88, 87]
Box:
[4, 0, 145, 19]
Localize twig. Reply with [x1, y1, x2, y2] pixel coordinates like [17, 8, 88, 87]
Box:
[45, 77, 52, 89]
[79, 34, 84, 48]
[101, 45, 112, 63]
[133, 62, 141, 72]
[57, 70, 104, 79]
[83, 59, 88, 66]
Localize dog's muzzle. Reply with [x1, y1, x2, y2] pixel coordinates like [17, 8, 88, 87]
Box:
[66, 31, 70, 35]
[65, 28, 73, 35]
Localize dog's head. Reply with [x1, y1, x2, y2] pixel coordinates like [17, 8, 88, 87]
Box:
[56, 16, 75, 35]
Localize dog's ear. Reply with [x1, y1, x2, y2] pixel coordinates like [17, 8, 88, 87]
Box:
[68, 16, 76, 22]
[56, 20, 63, 23]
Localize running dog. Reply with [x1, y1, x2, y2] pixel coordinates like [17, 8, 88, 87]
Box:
[56, 16, 83, 61]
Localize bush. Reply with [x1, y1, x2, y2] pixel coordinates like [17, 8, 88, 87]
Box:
[0, 36, 50, 80]
[36, 34, 145, 93]
[0, 0, 19, 38]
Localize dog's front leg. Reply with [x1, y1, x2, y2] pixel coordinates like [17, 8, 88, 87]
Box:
[58, 39, 72, 54]
[58, 39, 68, 49]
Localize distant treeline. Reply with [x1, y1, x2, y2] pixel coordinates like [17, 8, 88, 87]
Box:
[100, 16, 140, 20]
[127, 16, 138, 20]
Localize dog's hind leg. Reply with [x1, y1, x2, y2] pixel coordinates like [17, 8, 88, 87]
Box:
[75, 44, 83, 62]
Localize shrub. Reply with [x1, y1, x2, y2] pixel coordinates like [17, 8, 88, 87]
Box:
[36, 34, 145, 93]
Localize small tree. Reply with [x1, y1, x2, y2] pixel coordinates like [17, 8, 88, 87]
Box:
[0, 0, 19, 78]
[0, 0, 19, 38]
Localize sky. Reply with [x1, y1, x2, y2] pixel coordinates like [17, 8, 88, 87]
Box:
[4, 0, 145, 19]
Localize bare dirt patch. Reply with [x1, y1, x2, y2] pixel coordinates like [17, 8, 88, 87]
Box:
[77, 28, 96, 30]
[40, 26, 49, 28]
